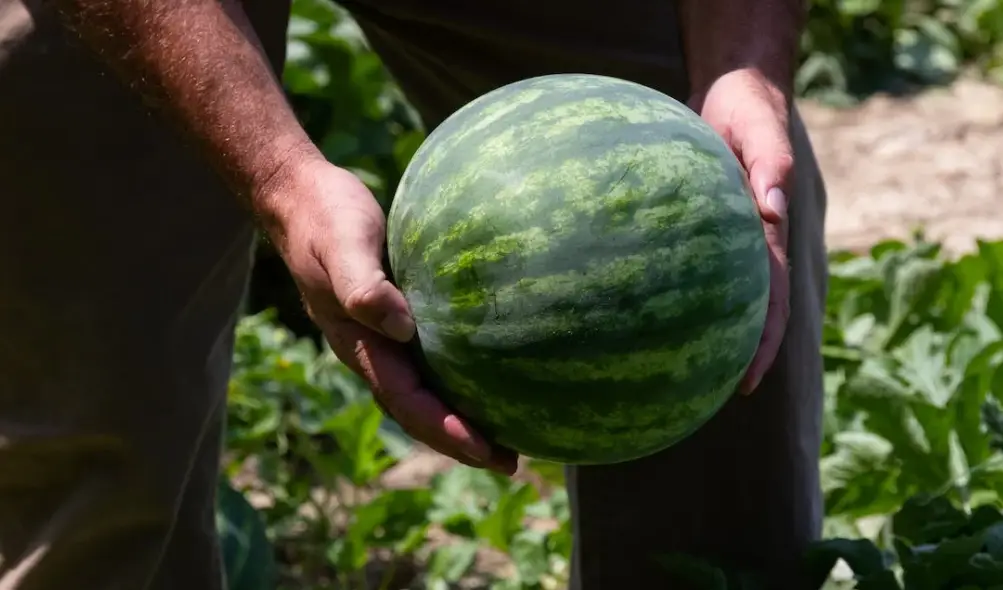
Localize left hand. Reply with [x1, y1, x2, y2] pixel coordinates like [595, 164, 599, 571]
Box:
[688, 68, 794, 395]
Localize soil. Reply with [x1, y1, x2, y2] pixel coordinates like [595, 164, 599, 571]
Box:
[803, 74, 1003, 256]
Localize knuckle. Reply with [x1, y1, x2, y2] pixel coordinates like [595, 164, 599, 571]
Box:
[342, 282, 383, 316]
[776, 151, 796, 177]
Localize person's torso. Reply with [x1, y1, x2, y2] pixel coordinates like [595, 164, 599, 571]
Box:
[0, 0, 288, 345]
[338, 0, 690, 129]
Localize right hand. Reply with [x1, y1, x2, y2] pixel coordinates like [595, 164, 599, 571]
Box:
[258, 158, 519, 475]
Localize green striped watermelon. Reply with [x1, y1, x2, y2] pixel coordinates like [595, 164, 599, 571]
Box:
[387, 74, 769, 465]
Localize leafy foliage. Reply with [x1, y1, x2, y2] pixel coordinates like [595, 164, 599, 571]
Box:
[798, 0, 1003, 104]
[225, 237, 1003, 587]
[221, 2, 1003, 589]
[283, 0, 423, 213]
[220, 313, 571, 589]
[218, 477, 279, 590]
[806, 237, 1003, 589]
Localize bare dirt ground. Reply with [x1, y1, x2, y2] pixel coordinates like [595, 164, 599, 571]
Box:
[803, 74, 1003, 256]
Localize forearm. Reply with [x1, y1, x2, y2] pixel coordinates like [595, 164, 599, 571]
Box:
[678, 0, 805, 99]
[53, 0, 322, 216]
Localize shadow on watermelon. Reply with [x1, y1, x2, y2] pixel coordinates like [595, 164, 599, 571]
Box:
[216, 478, 277, 590]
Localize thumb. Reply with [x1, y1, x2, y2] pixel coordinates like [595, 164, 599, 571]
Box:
[321, 209, 417, 343]
[735, 113, 794, 227]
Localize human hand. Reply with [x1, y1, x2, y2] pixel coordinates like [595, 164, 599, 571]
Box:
[258, 159, 519, 474]
[688, 68, 793, 395]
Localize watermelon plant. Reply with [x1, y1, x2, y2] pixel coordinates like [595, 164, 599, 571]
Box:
[221, 312, 572, 589]
[647, 237, 1003, 589]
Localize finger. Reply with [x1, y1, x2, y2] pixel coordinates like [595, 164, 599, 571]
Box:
[324, 317, 518, 475]
[423, 418, 519, 476]
[731, 106, 794, 227]
[739, 244, 790, 395]
[318, 215, 417, 343]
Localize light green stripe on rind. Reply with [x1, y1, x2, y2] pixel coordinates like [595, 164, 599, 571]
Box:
[433, 214, 761, 312]
[415, 271, 763, 355]
[387, 77, 735, 272]
[415, 285, 766, 464]
[388, 74, 769, 464]
[386, 75, 724, 248]
[415, 138, 731, 275]
[492, 288, 766, 384]
[420, 313, 761, 464]
[410, 227, 763, 345]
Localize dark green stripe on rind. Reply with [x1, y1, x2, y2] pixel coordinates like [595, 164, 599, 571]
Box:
[387, 74, 723, 266]
[387, 74, 769, 464]
[410, 287, 765, 464]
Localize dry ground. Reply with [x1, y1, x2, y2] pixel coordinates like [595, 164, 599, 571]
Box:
[805, 75, 1003, 255]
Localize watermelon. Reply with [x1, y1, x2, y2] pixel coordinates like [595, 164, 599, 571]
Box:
[386, 74, 769, 465]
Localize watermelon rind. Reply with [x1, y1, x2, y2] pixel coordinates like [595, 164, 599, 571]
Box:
[387, 73, 769, 465]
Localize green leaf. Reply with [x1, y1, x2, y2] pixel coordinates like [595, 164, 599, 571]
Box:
[216, 479, 277, 590]
[838, 0, 881, 17]
[347, 488, 432, 552]
[475, 482, 539, 552]
[425, 540, 479, 584]
[428, 467, 507, 537]
[884, 257, 944, 349]
[322, 399, 397, 485]
[892, 495, 969, 545]
[804, 538, 889, 588]
[977, 240, 1003, 331]
[822, 422, 908, 518]
[509, 529, 552, 584]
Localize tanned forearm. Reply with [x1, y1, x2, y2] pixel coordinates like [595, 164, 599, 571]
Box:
[52, 0, 324, 221]
[678, 0, 805, 100]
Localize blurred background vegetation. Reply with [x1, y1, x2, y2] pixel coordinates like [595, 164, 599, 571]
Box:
[217, 1, 1003, 589]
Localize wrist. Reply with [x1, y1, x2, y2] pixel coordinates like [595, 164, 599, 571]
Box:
[251, 151, 376, 254]
[249, 141, 330, 236]
[687, 48, 797, 103]
[688, 67, 791, 117]
[678, 1, 803, 101]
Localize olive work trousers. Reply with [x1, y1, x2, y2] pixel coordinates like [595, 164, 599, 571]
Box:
[0, 0, 828, 588]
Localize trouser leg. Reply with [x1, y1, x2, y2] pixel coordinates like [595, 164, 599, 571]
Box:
[0, 3, 262, 588]
[566, 109, 828, 589]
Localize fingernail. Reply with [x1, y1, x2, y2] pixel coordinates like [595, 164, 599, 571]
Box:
[766, 187, 788, 219]
[380, 312, 416, 342]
